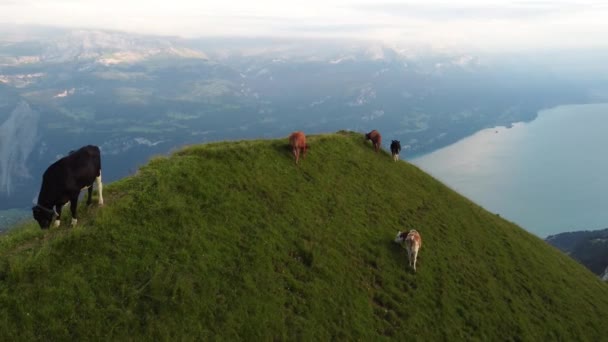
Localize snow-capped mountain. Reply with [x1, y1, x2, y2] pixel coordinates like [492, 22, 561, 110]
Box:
[3, 29, 207, 65]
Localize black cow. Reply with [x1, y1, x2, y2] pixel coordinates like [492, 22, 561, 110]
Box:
[32, 145, 104, 229]
[390, 140, 401, 162]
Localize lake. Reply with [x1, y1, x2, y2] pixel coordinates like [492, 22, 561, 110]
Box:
[411, 103, 608, 237]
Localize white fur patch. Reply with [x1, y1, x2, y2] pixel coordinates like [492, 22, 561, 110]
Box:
[53, 220, 60, 228]
[96, 174, 104, 205]
[394, 231, 404, 243]
[71, 218, 78, 226]
[404, 230, 421, 272]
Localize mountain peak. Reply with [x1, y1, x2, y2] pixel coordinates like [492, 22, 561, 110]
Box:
[1, 131, 608, 339]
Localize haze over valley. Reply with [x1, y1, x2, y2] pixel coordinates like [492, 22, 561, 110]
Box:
[0, 28, 595, 222]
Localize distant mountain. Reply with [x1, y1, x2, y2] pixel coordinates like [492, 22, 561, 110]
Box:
[1, 29, 206, 66]
[0, 26, 596, 217]
[546, 228, 608, 277]
[0, 101, 38, 196]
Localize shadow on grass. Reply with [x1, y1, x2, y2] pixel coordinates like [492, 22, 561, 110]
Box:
[271, 142, 294, 162]
[385, 236, 418, 275]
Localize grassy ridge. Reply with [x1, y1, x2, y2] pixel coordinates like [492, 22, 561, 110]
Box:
[1, 131, 607, 340]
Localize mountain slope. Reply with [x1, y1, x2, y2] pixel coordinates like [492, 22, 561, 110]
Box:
[546, 228, 608, 275]
[1, 131, 608, 340]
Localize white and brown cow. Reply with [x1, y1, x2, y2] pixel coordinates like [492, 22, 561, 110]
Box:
[395, 229, 422, 272]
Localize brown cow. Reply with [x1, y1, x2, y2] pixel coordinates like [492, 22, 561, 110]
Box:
[289, 131, 308, 164]
[365, 130, 382, 152]
[395, 229, 422, 272]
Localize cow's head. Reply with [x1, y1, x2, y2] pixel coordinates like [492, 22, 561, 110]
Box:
[394, 231, 405, 243]
[32, 205, 56, 229]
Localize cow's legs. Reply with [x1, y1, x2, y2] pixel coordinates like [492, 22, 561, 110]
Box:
[412, 249, 418, 272]
[54, 204, 63, 227]
[69, 196, 79, 226]
[409, 251, 414, 268]
[86, 185, 93, 206]
[96, 172, 104, 205]
[293, 147, 299, 164]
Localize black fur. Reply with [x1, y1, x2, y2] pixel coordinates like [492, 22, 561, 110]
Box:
[390, 140, 401, 155]
[32, 145, 102, 229]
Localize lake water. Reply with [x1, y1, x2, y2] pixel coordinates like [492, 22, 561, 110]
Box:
[411, 103, 608, 238]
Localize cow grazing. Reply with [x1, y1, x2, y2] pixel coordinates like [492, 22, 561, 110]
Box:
[32, 145, 104, 229]
[365, 130, 382, 152]
[395, 229, 422, 272]
[289, 131, 308, 164]
[390, 140, 401, 162]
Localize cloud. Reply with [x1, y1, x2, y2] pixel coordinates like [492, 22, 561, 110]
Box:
[283, 22, 419, 34]
[350, 1, 603, 20]
[1, 0, 608, 52]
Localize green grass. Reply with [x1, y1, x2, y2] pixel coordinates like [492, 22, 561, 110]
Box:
[1, 131, 608, 340]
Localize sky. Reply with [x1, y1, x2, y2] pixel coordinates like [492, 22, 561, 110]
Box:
[1, 0, 608, 52]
